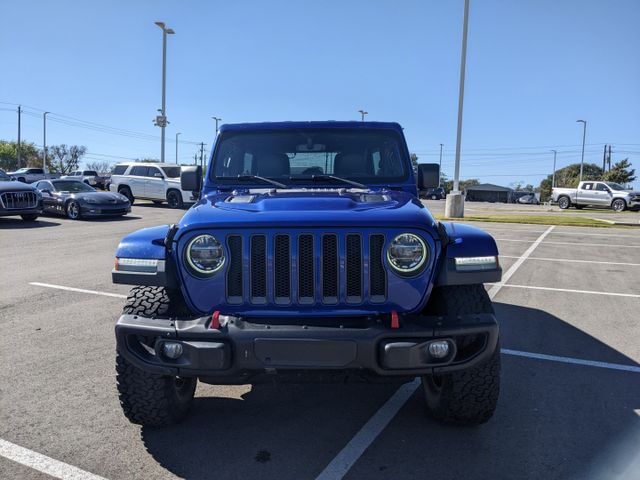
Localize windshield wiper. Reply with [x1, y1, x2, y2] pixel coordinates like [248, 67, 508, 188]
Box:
[310, 174, 366, 189]
[216, 175, 289, 189]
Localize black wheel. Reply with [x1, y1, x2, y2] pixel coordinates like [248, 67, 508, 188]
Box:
[20, 213, 39, 221]
[116, 286, 196, 427]
[167, 190, 184, 209]
[431, 194, 438, 200]
[66, 200, 81, 220]
[17, 177, 26, 183]
[421, 285, 500, 426]
[611, 198, 626, 212]
[557, 196, 571, 209]
[118, 186, 135, 205]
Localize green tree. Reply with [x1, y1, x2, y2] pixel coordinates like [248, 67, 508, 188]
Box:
[0, 140, 42, 171]
[48, 144, 87, 174]
[538, 163, 603, 201]
[410, 153, 419, 170]
[443, 177, 480, 193]
[603, 159, 635, 185]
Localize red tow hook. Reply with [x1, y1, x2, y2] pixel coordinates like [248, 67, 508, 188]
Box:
[210, 310, 221, 330]
[390, 310, 400, 329]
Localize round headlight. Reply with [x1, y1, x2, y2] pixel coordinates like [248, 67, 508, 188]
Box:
[186, 235, 225, 275]
[386, 233, 427, 274]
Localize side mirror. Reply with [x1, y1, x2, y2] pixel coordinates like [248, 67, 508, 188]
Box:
[181, 166, 202, 192]
[417, 163, 440, 190]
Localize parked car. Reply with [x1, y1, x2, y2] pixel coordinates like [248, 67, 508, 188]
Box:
[552, 181, 640, 212]
[34, 179, 130, 220]
[420, 186, 446, 200]
[111, 121, 503, 427]
[61, 170, 110, 190]
[108, 163, 196, 208]
[0, 169, 42, 221]
[516, 193, 540, 205]
[7, 167, 59, 183]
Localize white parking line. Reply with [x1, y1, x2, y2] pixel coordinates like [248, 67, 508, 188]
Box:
[0, 438, 107, 480]
[316, 225, 555, 480]
[495, 238, 640, 248]
[500, 255, 640, 267]
[501, 349, 640, 373]
[494, 284, 640, 298]
[481, 227, 639, 239]
[30, 282, 127, 299]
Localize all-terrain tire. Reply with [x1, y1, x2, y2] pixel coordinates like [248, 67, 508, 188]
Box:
[167, 190, 184, 209]
[421, 285, 500, 426]
[611, 198, 626, 212]
[116, 286, 196, 427]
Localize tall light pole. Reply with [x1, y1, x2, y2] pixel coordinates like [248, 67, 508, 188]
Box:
[154, 21, 175, 164]
[43, 112, 50, 172]
[577, 119, 587, 183]
[550, 149, 557, 188]
[212, 116, 222, 134]
[438, 143, 444, 187]
[175, 132, 181, 164]
[445, 0, 470, 218]
[358, 109, 368, 122]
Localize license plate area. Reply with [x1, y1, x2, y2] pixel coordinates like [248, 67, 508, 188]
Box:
[253, 338, 357, 367]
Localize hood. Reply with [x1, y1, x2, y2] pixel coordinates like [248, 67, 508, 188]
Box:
[0, 180, 37, 192]
[66, 191, 128, 203]
[178, 188, 436, 232]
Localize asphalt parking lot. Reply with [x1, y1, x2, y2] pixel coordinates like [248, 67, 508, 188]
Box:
[1, 204, 639, 480]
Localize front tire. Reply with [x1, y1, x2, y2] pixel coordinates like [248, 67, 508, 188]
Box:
[21, 213, 39, 221]
[66, 200, 81, 220]
[118, 186, 135, 205]
[167, 190, 184, 209]
[421, 285, 500, 426]
[116, 286, 196, 427]
[611, 198, 626, 212]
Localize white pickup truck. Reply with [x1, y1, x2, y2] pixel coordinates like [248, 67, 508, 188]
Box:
[61, 170, 109, 190]
[108, 162, 196, 208]
[552, 181, 640, 212]
[7, 168, 59, 183]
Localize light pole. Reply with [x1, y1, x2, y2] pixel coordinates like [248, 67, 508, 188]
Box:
[43, 112, 50, 172]
[576, 120, 587, 183]
[358, 110, 368, 122]
[155, 21, 175, 163]
[438, 143, 444, 187]
[445, 0, 470, 218]
[175, 132, 181, 164]
[212, 116, 222, 134]
[550, 149, 557, 188]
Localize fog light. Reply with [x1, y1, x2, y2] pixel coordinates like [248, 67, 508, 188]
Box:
[162, 342, 183, 359]
[427, 340, 450, 359]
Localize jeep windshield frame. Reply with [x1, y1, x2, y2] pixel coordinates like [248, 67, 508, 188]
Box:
[208, 127, 411, 189]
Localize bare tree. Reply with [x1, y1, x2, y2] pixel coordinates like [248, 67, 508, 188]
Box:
[48, 144, 87, 174]
[85, 160, 112, 174]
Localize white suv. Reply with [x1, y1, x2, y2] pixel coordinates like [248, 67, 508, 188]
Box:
[108, 163, 196, 208]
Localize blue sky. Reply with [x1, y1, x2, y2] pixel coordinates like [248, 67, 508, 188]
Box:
[1, 0, 638, 188]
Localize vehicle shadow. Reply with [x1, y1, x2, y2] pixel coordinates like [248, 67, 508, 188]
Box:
[139, 303, 640, 480]
[0, 218, 61, 228]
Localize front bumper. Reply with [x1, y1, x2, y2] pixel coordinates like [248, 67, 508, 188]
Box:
[115, 312, 498, 381]
[80, 204, 131, 216]
[0, 207, 43, 217]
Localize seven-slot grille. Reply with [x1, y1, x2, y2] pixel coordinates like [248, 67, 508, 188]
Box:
[225, 232, 386, 306]
[1, 191, 37, 210]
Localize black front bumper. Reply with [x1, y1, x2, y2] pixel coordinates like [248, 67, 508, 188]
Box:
[116, 312, 499, 382]
[0, 207, 42, 217]
[80, 204, 130, 217]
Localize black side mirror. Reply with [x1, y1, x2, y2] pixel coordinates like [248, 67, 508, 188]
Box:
[181, 166, 203, 193]
[417, 164, 440, 190]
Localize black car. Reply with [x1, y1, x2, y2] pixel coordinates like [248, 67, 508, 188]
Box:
[0, 169, 43, 221]
[34, 179, 131, 220]
[419, 186, 446, 200]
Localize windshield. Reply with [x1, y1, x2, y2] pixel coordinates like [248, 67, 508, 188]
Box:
[211, 129, 408, 186]
[605, 182, 627, 191]
[51, 180, 96, 192]
[161, 166, 181, 178]
[0, 170, 10, 181]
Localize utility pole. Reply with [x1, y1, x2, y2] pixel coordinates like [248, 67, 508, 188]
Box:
[43, 112, 50, 172]
[358, 110, 368, 122]
[550, 149, 557, 188]
[17, 105, 22, 167]
[154, 22, 175, 164]
[602, 145, 607, 176]
[608, 145, 612, 171]
[577, 119, 587, 183]
[438, 144, 444, 187]
[175, 132, 181, 164]
[212, 116, 222, 135]
[199, 142, 205, 169]
[445, 0, 470, 218]
[193, 153, 198, 166]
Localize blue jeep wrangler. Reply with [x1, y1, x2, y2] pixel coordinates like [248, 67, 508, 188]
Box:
[112, 121, 502, 427]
